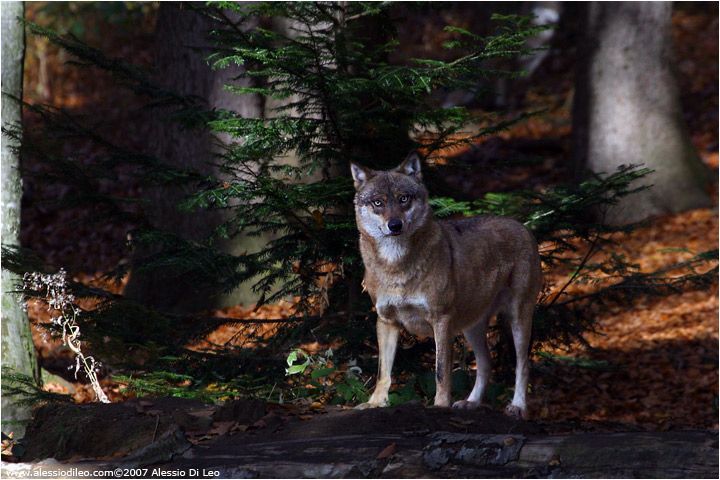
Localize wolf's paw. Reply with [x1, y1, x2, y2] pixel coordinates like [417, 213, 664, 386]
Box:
[505, 404, 527, 420]
[452, 400, 480, 409]
[355, 401, 383, 410]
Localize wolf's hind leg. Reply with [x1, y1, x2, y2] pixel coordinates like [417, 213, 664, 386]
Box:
[453, 321, 490, 409]
[505, 300, 533, 419]
[355, 319, 399, 409]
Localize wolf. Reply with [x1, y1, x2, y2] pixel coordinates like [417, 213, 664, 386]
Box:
[350, 152, 543, 418]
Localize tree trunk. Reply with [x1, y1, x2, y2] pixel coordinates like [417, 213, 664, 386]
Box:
[123, 3, 267, 313]
[572, 2, 710, 225]
[1, 0, 40, 438]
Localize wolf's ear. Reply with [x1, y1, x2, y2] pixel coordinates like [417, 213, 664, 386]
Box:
[350, 163, 374, 189]
[396, 151, 422, 181]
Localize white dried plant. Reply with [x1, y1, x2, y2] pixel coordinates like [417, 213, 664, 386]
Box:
[23, 269, 110, 403]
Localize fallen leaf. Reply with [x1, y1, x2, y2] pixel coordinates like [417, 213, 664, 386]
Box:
[308, 402, 325, 413]
[187, 409, 216, 418]
[298, 415, 313, 421]
[376, 442, 396, 459]
[260, 412, 278, 421]
[208, 421, 234, 436]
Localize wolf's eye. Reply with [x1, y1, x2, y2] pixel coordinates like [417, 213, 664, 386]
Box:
[372, 199, 383, 207]
[398, 195, 410, 203]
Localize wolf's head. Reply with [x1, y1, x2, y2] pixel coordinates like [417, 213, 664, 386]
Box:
[350, 152, 431, 241]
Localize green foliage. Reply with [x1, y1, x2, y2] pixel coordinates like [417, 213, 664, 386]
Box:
[387, 377, 422, 406]
[113, 371, 273, 402]
[1, 367, 74, 408]
[535, 351, 619, 371]
[284, 348, 369, 405]
[384, 369, 516, 407]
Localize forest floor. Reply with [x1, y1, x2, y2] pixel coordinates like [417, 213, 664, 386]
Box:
[7, 3, 718, 462]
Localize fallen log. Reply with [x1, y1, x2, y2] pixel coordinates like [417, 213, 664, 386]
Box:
[5, 401, 717, 478]
[4, 430, 715, 478]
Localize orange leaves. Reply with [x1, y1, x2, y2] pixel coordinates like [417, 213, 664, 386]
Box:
[532, 278, 718, 430]
[701, 152, 718, 169]
[532, 202, 718, 430]
[188, 300, 298, 353]
[376, 442, 397, 459]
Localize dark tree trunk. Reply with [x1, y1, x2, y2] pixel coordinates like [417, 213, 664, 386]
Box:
[572, 2, 710, 225]
[124, 3, 267, 313]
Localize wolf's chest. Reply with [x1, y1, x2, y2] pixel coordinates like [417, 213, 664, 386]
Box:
[375, 293, 433, 336]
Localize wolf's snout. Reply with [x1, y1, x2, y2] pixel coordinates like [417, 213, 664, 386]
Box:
[388, 219, 403, 235]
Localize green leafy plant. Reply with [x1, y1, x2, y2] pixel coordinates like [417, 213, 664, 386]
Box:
[114, 369, 277, 402]
[285, 348, 369, 405]
[0, 367, 74, 408]
[535, 351, 619, 371]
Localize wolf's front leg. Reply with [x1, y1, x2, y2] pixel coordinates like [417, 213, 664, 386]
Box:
[355, 319, 399, 409]
[432, 319, 454, 407]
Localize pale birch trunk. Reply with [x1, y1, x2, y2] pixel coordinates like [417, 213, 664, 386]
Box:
[2, 0, 39, 438]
